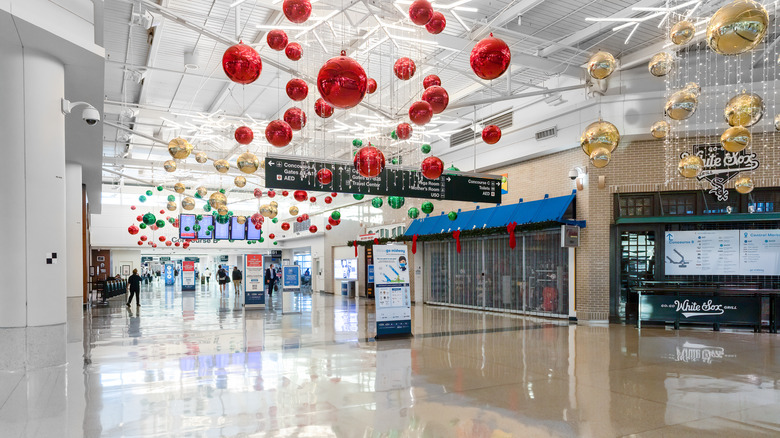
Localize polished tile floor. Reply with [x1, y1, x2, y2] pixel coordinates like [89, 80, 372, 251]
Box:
[2, 282, 780, 437]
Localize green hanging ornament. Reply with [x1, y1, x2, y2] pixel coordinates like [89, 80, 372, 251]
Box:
[390, 130, 398, 140]
[196, 214, 203, 221]
[156, 186, 164, 192]
[193, 224, 201, 231]
[353, 150, 358, 157]
[219, 188, 226, 194]
[408, 207, 419, 219]
[139, 195, 147, 203]
[139, 223, 147, 229]
[229, 239, 234, 243]
[272, 217, 278, 223]
[167, 195, 175, 202]
[203, 203, 211, 212]
[331, 211, 341, 220]
[216, 215, 229, 224]
[353, 194, 364, 200]
[352, 139, 362, 147]
[259, 237, 265, 242]
[146, 190, 153, 196]
[388, 196, 405, 209]
[205, 231, 211, 236]
[273, 241, 278, 245]
[421, 201, 434, 214]
[184, 226, 191, 231]
[212, 210, 217, 216]
[448, 211, 458, 221]
[142, 213, 156, 225]
[371, 197, 383, 208]
[195, 192, 202, 199]
[421, 144, 431, 154]
[447, 165, 460, 172]
[391, 158, 398, 165]
[228, 211, 234, 216]
[156, 219, 165, 228]
[208, 225, 214, 231]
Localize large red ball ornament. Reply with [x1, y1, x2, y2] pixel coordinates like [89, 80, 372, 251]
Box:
[421, 156, 444, 179]
[326, 224, 332, 230]
[409, 100, 434, 126]
[159, 235, 166, 242]
[331, 192, 337, 197]
[166, 241, 172, 247]
[286, 79, 308, 101]
[268, 190, 276, 197]
[136, 215, 143, 222]
[251, 213, 263, 225]
[175, 242, 180, 247]
[269, 233, 276, 240]
[183, 242, 190, 249]
[294, 190, 308, 202]
[314, 98, 334, 118]
[235, 126, 254, 144]
[396, 123, 413, 140]
[281, 222, 291, 231]
[152, 243, 158, 248]
[328, 216, 338, 225]
[422, 85, 449, 114]
[425, 11, 446, 34]
[302, 214, 309, 220]
[283, 108, 307, 131]
[470, 33, 511, 80]
[317, 168, 333, 185]
[309, 225, 318, 233]
[285, 42, 302, 61]
[367, 78, 377, 94]
[408, 0, 434, 25]
[128, 225, 139, 235]
[140, 235, 148, 242]
[482, 124, 502, 144]
[309, 196, 317, 203]
[324, 196, 332, 204]
[254, 188, 263, 198]
[394, 57, 416, 80]
[267, 29, 289, 51]
[282, 0, 312, 23]
[265, 120, 293, 147]
[160, 210, 165, 214]
[282, 191, 289, 197]
[296, 216, 304, 223]
[222, 43, 262, 84]
[423, 74, 441, 89]
[354, 145, 386, 178]
[317, 51, 368, 109]
[137, 241, 143, 246]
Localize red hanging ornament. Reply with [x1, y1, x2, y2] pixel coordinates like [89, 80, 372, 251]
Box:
[412, 234, 418, 254]
[482, 124, 502, 144]
[309, 225, 318, 233]
[421, 85, 449, 114]
[130, 205, 136, 210]
[137, 241, 143, 246]
[453, 230, 461, 253]
[393, 57, 416, 80]
[128, 225, 139, 235]
[267, 29, 288, 51]
[309, 196, 316, 203]
[268, 190, 276, 197]
[282, 190, 289, 197]
[367, 78, 377, 94]
[235, 126, 254, 144]
[282, 0, 312, 23]
[293, 190, 308, 202]
[324, 196, 332, 204]
[425, 11, 446, 34]
[281, 222, 290, 231]
[286, 78, 308, 101]
[353, 145, 386, 178]
[166, 241, 173, 247]
[421, 156, 444, 180]
[328, 216, 338, 225]
[283, 107, 307, 131]
[265, 120, 293, 147]
[159, 210, 165, 214]
[297, 216, 304, 223]
[423, 74, 441, 89]
[285, 42, 302, 61]
[470, 33, 511, 80]
[222, 43, 262, 84]
[326, 224, 332, 230]
[409, 100, 433, 126]
[317, 51, 368, 109]
[152, 243, 157, 248]
[254, 188, 263, 198]
[354, 240, 358, 256]
[269, 233, 275, 239]
[331, 192, 338, 197]
[136, 215, 143, 222]
[183, 241, 190, 249]
[396, 122, 412, 140]
[373, 238, 379, 245]
[175, 242, 181, 247]
[317, 168, 333, 185]
[314, 98, 334, 118]
[507, 222, 517, 249]
[159, 235, 166, 242]
[140, 235, 148, 242]
[408, 0, 434, 25]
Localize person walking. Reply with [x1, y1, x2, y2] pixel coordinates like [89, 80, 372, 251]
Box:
[126, 268, 143, 307]
[218, 265, 229, 294]
[264, 264, 277, 297]
[232, 266, 242, 295]
[204, 267, 211, 287]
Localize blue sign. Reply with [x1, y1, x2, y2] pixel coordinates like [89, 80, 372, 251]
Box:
[283, 266, 300, 289]
[368, 265, 374, 283]
[164, 263, 175, 286]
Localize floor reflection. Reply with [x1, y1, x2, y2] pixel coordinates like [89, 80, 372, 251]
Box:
[2, 280, 780, 437]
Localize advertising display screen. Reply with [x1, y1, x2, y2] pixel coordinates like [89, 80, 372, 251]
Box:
[373, 245, 411, 336]
[197, 216, 214, 239]
[231, 216, 246, 240]
[179, 214, 197, 239]
[214, 220, 230, 240]
[335, 259, 358, 280]
[247, 223, 262, 240]
[665, 230, 780, 276]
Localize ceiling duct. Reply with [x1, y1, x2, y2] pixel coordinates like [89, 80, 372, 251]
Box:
[449, 110, 513, 148]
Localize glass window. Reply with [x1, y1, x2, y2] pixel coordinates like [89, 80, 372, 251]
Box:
[619, 195, 654, 217]
[661, 193, 696, 215]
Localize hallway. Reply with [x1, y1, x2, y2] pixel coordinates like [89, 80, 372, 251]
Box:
[2, 283, 780, 437]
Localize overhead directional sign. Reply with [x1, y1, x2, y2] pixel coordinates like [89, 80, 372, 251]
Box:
[264, 154, 502, 203]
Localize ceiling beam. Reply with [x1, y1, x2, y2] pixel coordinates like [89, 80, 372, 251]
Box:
[470, 0, 546, 40]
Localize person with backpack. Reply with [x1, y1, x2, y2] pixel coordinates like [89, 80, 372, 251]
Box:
[126, 269, 143, 307]
[232, 266, 242, 295]
[218, 265, 229, 294]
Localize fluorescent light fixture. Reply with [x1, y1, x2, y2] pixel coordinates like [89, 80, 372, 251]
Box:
[229, 0, 250, 7]
[438, 0, 471, 9]
[624, 23, 639, 44]
[256, 24, 307, 30]
[451, 10, 470, 32]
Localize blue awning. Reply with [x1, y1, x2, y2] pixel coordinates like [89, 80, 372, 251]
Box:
[404, 191, 582, 236]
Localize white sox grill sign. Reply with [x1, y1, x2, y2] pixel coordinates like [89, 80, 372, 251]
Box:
[680, 143, 759, 201]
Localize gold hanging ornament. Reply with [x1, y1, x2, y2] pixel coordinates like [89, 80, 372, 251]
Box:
[650, 120, 670, 139]
[196, 186, 208, 198]
[720, 126, 751, 153]
[209, 192, 227, 209]
[670, 21, 695, 45]
[195, 152, 208, 164]
[734, 176, 755, 194]
[580, 120, 620, 156]
[724, 92, 764, 127]
[217, 206, 229, 216]
[168, 137, 193, 159]
[182, 197, 196, 210]
[163, 160, 177, 172]
[589, 147, 611, 168]
[236, 215, 247, 224]
[237, 151, 260, 174]
[234, 176, 247, 188]
[648, 52, 674, 77]
[289, 206, 299, 216]
[214, 159, 230, 173]
[174, 182, 186, 193]
[678, 155, 704, 178]
[587, 51, 616, 80]
[707, 0, 769, 56]
[166, 201, 177, 211]
[774, 114, 780, 131]
[665, 89, 699, 120]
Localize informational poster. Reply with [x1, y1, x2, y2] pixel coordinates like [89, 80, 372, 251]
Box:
[244, 254, 265, 307]
[283, 265, 300, 289]
[374, 245, 412, 337]
[164, 263, 175, 286]
[665, 230, 780, 276]
[181, 260, 195, 291]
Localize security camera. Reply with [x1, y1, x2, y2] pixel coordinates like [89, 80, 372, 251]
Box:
[61, 99, 101, 126]
[568, 169, 578, 180]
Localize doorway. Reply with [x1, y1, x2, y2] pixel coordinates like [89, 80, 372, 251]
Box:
[616, 229, 656, 321]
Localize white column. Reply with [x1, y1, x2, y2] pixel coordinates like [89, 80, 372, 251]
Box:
[66, 163, 84, 300]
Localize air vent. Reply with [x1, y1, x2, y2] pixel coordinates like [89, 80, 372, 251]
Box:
[535, 126, 557, 141]
[449, 110, 513, 148]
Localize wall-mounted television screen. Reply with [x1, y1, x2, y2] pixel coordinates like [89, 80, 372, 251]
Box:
[335, 259, 358, 280]
[197, 216, 214, 239]
[247, 222, 262, 240]
[230, 216, 246, 240]
[214, 219, 230, 240]
[179, 214, 197, 239]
